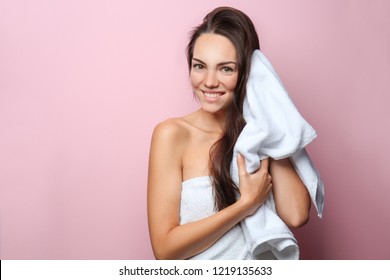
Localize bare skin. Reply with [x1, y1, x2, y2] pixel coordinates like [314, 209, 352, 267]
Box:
[147, 34, 311, 260]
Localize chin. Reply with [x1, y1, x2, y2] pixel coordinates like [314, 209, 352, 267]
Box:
[201, 105, 227, 115]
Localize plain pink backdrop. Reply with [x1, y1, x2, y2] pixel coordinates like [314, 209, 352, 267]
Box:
[1, 0, 389, 259]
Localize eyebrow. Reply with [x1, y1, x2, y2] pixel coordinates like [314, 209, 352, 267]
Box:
[192, 58, 237, 66]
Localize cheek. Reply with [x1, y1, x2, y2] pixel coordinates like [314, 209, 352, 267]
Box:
[223, 75, 238, 91]
[190, 72, 202, 88]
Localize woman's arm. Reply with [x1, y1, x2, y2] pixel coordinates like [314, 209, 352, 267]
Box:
[147, 120, 272, 260]
[269, 158, 311, 228]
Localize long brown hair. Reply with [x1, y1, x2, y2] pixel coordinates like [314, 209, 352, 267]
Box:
[186, 7, 260, 211]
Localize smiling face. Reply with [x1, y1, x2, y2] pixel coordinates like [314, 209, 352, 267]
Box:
[190, 33, 238, 115]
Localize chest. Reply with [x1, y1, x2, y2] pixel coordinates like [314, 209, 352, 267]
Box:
[181, 133, 219, 180]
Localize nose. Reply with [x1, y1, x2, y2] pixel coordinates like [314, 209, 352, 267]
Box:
[204, 70, 219, 88]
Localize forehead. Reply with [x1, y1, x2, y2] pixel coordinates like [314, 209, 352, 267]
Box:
[193, 33, 237, 62]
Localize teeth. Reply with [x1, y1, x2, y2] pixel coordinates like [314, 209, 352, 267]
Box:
[204, 92, 221, 98]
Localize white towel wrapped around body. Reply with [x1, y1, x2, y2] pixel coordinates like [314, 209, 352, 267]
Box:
[230, 50, 325, 259]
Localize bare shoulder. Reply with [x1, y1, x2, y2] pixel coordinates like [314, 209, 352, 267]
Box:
[149, 118, 193, 163]
[149, 118, 191, 183]
[151, 118, 190, 145]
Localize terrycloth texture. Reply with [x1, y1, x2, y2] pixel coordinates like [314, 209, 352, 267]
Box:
[180, 176, 253, 259]
[230, 50, 325, 259]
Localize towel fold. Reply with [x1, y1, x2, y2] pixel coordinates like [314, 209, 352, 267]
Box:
[230, 50, 325, 259]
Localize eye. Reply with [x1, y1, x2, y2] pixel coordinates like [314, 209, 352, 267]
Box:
[192, 63, 204, 71]
[221, 66, 234, 73]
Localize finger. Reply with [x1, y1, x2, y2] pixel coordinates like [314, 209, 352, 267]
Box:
[236, 153, 247, 177]
[259, 157, 270, 171]
[266, 182, 273, 194]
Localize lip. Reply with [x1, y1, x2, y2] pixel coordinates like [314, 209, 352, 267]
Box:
[202, 90, 225, 102]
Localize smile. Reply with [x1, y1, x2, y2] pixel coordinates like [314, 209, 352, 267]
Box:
[203, 91, 225, 99]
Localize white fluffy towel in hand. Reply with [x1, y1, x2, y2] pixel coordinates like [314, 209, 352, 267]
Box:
[230, 50, 325, 259]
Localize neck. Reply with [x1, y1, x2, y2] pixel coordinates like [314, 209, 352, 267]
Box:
[191, 108, 227, 135]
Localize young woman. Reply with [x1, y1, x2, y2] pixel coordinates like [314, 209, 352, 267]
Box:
[147, 6, 311, 260]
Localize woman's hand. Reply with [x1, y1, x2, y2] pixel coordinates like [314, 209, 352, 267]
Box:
[236, 154, 273, 215]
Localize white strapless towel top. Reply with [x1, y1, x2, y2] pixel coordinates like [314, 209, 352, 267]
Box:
[179, 176, 253, 260]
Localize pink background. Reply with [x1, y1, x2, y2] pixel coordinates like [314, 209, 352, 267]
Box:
[1, 0, 389, 260]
